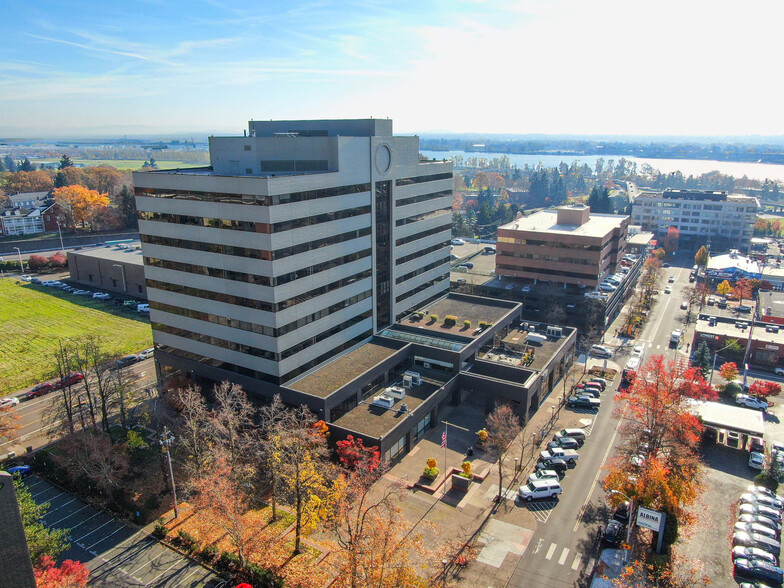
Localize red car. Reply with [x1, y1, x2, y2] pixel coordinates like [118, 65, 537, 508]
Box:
[27, 382, 55, 398]
[58, 372, 84, 388]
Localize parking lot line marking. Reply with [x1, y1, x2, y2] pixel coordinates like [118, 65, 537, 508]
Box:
[32, 488, 64, 501]
[558, 548, 569, 565]
[146, 557, 189, 586]
[571, 553, 581, 570]
[86, 523, 127, 551]
[64, 511, 102, 531]
[24, 478, 45, 489]
[74, 519, 114, 543]
[175, 567, 206, 587]
[545, 543, 556, 560]
[129, 549, 168, 576]
[50, 504, 91, 526]
[45, 497, 79, 513]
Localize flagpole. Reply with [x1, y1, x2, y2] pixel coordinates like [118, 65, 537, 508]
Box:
[444, 422, 448, 473]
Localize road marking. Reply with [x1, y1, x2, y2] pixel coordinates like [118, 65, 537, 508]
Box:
[86, 523, 127, 550]
[146, 556, 189, 586]
[558, 548, 569, 565]
[129, 549, 167, 576]
[45, 497, 79, 513]
[532, 538, 543, 554]
[574, 403, 629, 532]
[572, 553, 582, 570]
[74, 519, 114, 543]
[585, 557, 596, 574]
[65, 511, 102, 531]
[545, 542, 556, 560]
[49, 504, 91, 526]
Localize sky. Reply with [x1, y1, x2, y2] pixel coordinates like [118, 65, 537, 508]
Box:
[2, 0, 784, 138]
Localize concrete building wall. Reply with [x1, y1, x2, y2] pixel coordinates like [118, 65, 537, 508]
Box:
[68, 252, 147, 298]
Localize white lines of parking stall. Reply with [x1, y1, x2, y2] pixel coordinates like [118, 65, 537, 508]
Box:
[527, 501, 557, 523]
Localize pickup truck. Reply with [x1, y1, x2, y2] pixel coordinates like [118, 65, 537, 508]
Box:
[539, 447, 579, 464]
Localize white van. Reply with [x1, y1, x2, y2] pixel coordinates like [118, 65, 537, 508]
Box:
[518, 479, 563, 501]
[136, 303, 150, 313]
[589, 345, 613, 358]
[555, 428, 587, 443]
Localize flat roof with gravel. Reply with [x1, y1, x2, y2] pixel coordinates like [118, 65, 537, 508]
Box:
[69, 244, 144, 265]
[498, 209, 626, 238]
[399, 295, 515, 339]
[286, 341, 402, 397]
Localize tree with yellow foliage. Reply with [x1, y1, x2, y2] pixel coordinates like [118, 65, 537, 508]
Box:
[53, 185, 110, 228]
[716, 280, 733, 297]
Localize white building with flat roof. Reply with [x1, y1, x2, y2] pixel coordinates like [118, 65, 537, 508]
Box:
[133, 118, 452, 386]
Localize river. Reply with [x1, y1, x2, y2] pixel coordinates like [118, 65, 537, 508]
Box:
[419, 150, 784, 184]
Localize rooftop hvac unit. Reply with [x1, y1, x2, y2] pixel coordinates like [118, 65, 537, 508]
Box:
[386, 385, 406, 400]
[527, 333, 547, 345]
[546, 326, 563, 337]
[372, 394, 395, 409]
[404, 370, 421, 385]
[399, 403, 408, 413]
[403, 375, 412, 388]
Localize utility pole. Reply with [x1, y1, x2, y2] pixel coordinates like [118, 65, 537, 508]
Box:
[13, 247, 24, 274]
[55, 220, 65, 252]
[160, 426, 179, 518]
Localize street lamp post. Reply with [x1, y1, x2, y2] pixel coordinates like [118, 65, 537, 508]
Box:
[160, 427, 179, 519]
[112, 263, 127, 292]
[608, 489, 635, 549]
[55, 220, 65, 253]
[13, 247, 24, 274]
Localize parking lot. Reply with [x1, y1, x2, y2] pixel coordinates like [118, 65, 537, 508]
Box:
[24, 476, 217, 587]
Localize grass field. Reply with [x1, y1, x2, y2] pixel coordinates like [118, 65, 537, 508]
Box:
[35, 159, 205, 170]
[0, 279, 153, 394]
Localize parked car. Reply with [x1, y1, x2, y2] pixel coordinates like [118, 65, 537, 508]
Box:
[737, 394, 769, 411]
[733, 557, 784, 585]
[528, 469, 560, 484]
[749, 452, 766, 470]
[20, 275, 32, 281]
[458, 262, 474, 270]
[589, 345, 613, 358]
[735, 522, 779, 540]
[747, 485, 784, 503]
[137, 304, 150, 313]
[93, 292, 111, 299]
[775, 367, 784, 376]
[0, 396, 20, 408]
[732, 545, 780, 565]
[733, 531, 782, 555]
[664, 286, 672, 294]
[612, 502, 631, 524]
[518, 479, 562, 501]
[114, 355, 139, 369]
[5, 465, 32, 479]
[123, 300, 137, 307]
[668, 276, 675, 283]
[555, 428, 587, 444]
[548, 437, 580, 450]
[57, 372, 84, 388]
[598, 283, 617, 293]
[137, 348, 154, 360]
[741, 493, 784, 511]
[680, 301, 688, 310]
[739, 503, 783, 524]
[577, 388, 601, 399]
[451, 239, 465, 246]
[30, 278, 42, 284]
[603, 519, 625, 546]
[27, 382, 55, 398]
[568, 396, 601, 409]
[738, 305, 752, 313]
[586, 379, 607, 391]
[536, 458, 568, 474]
[738, 514, 781, 533]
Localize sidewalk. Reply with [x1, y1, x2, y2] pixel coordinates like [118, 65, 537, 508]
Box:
[385, 367, 606, 587]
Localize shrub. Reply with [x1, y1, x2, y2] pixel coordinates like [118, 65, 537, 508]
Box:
[459, 461, 473, 478]
[243, 562, 283, 587]
[464, 320, 471, 329]
[423, 457, 439, 480]
[200, 544, 218, 560]
[755, 471, 779, 492]
[479, 321, 493, 329]
[27, 255, 48, 270]
[217, 551, 241, 572]
[429, 314, 438, 323]
[48, 253, 67, 267]
[177, 530, 199, 552]
[476, 428, 488, 443]
[152, 522, 168, 540]
[427, 457, 437, 468]
[444, 315, 457, 327]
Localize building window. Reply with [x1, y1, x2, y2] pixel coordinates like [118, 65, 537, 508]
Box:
[413, 412, 432, 442]
[245, 168, 253, 175]
[138, 285, 143, 294]
[244, 145, 251, 151]
[385, 436, 407, 462]
[375, 180, 392, 329]
[88, 274, 94, 281]
[112, 279, 117, 287]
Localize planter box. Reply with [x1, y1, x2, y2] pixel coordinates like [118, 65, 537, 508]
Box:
[451, 473, 472, 492]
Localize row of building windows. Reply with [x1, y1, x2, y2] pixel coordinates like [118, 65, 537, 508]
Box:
[396, 239, 450, 266]
[497, 264, 599, 281]
[136, 183, 371, 207]
[395, 257, 451, 285]
[395, 274, 449, 303]
[153, 308, 372, 362]
[395, 207, 451, 227]
[497, 237, 604, 251]
[157, 327, 373, 385]
[395, 189, 451, 208]
[150, 289, 372, 339]
[500, 251, 596, 266]
[395, 173, 452, 187]
[395, 223, 451, 247]
[146, 269, 372, 314]
[142, 227, 372, 263]
[138, 206, 370, 235]
[144, 248, 371, 288]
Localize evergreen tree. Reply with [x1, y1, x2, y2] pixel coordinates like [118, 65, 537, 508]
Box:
[692, 341, 713, 379]
[19, 158, 35, 172]
[0, 157, 5, 172]
[587, 186, 601, 210]
[119, 185, 137, 228]
[54, 171, 67, 188]
[600, 187, 612, 213]
[529, 170, 549, 206]
[4, 155, 17, 172]
[58, 154, 74, 169]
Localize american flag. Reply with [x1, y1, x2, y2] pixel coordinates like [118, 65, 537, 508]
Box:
[441, 429, 447, 448]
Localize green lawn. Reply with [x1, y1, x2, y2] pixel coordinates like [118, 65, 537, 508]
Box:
[0, 279, 153, 394]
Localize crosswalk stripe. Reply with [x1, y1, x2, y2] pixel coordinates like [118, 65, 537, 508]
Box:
[586, 557, 596, 573]
[545, 543, 557, 560]
[558, 548, 569, 565]
[571, 554, 581, 570]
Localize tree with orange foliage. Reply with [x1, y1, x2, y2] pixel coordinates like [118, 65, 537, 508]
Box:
[487, 172, 506, 189]
[734, 277, 753, 305]
[0, 403, 21, 443]
[52, 185, 110, 228]
[718, 361, 738, 383]
[471, 171, 489, 190]
[34, 555, 90, 588]
[604, 355, 717, 524]
[1, 170, 54, 196]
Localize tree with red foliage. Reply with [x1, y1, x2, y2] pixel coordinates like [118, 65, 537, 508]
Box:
[336, 435, 380, 471]
[604, 355, 717, 523]
[663, 226, 680, 254]
[48, 252, 67, 267]
[34, 555, 90, 588]
[734, 278, 754, 305]
[27, 254, 48, 270]
[749, 380, 782, 399]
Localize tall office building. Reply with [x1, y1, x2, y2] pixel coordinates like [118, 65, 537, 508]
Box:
[133, 119, 452, 387]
